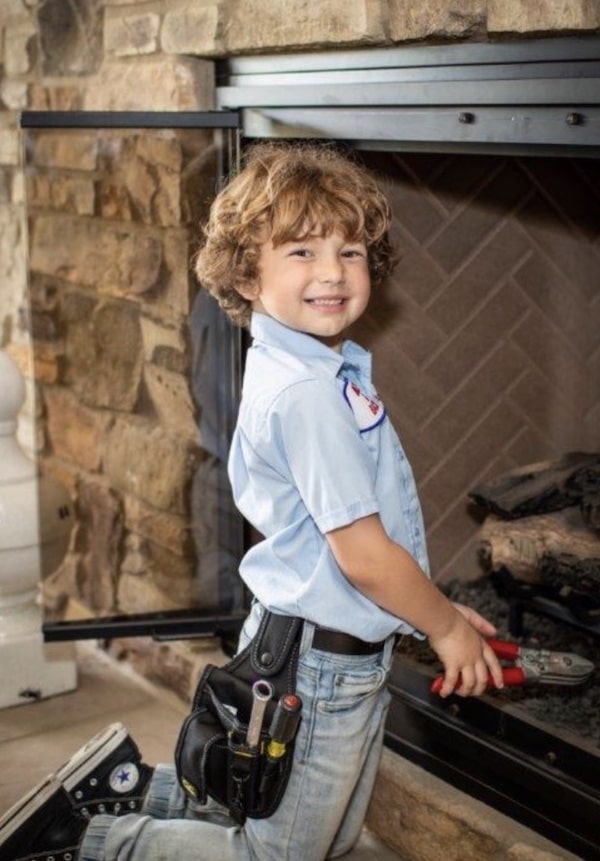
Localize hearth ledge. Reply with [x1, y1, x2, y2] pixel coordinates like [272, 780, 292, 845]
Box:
[367, 748, 583, 861]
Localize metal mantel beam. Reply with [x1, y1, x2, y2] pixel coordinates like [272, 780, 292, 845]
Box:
[240, 106, 600, 153]
[223, 37, 600, 76]
[219, 77, 600, 109]
[216, 37, 600, 152]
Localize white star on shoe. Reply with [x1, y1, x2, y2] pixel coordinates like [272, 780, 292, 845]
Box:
[108, 763, 140, 794]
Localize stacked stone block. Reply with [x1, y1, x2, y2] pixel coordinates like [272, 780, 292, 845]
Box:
[24, 124, 220, 621]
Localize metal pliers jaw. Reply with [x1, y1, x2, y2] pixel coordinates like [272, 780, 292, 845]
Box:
[489, 638, 595, 687]
[431, 637, 595, 694]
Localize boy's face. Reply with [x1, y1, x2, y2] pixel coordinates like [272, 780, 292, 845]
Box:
[241, 229, 371, 352]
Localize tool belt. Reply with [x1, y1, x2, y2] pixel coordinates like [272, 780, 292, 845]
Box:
[175, 610, 302, 825]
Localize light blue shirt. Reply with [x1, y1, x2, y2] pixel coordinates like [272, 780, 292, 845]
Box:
[228, 313, 430, 641]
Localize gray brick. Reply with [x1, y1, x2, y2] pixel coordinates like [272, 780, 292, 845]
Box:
[514, 251, 599, 358]
[427, 505, 481, 579]
[391, 238, 443, 306]
[428, 220, 530, 335]
[389, 180, 445, 244]
[423, 342, 525, 454]
[425, 280, 529, 394]
[375, 347, 444, 426]
[512, 311, 597, 412]
[516, 193, 600, 301]
[420, 401, 523, 514]
[427, 160, 529, 273]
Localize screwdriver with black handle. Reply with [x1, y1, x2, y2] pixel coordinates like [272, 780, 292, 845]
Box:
[266, 693, 302, 759]
[259, 693, 302, 794]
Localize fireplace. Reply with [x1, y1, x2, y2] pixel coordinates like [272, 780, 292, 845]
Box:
[16, 32, 599, 860]
[214, 36, 600, 859]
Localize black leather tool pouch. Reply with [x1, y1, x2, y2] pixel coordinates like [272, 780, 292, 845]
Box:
[175, 611, 302, 824]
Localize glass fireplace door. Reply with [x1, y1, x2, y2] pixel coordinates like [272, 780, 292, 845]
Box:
[20, 110, 248, 643]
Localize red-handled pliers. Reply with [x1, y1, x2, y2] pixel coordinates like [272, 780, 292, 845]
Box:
[431, 638, 594, 695]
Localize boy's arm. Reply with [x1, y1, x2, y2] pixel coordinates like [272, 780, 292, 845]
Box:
[326, 513, 504, 698]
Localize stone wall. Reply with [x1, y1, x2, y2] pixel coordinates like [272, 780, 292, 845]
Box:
[4, 0, 600, 351]
[1, 0, 599, 697]
[25, 124, 226, 623]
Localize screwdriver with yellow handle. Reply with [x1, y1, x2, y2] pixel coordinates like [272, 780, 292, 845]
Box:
[258, 692, 303, 797]
[266, 693, 303, 759]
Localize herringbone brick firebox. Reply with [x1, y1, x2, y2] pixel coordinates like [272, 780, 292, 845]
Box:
[352, 151, 599, 582]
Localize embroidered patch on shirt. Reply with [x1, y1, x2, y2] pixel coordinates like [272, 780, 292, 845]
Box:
[342, 379, 387, 432]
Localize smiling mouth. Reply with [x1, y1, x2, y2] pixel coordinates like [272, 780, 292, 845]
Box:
[306, 298, 345, 306]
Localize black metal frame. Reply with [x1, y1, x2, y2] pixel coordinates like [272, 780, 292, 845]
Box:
[20, 109, 246, 645]
[20, 111, 240, 129]
[43, 609, 247, 651]
[386, 659, 600, 860]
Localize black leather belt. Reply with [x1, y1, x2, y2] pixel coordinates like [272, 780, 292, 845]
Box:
[311, 627, 386, 655]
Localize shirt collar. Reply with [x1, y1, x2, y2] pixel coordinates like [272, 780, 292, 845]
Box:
[250, 312, 372, 380]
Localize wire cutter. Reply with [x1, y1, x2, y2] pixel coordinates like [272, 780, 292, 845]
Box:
[431, 637, 595, 694]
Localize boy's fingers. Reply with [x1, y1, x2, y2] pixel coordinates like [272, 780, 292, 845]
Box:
[438, 652, 503, 697]
[438, 668, 459, 698]
[454, 666, 475, 696]
[483, 642, 505, 689]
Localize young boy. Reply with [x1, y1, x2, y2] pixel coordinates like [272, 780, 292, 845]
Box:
[0, 142, 503, 861]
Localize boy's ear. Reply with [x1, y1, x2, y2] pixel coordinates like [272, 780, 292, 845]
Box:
[236, 282, 261, 301]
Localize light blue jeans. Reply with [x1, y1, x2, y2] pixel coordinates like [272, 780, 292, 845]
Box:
[79, 605, 394, 861]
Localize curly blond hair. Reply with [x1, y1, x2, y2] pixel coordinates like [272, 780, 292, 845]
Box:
[194, 141, 396, 328]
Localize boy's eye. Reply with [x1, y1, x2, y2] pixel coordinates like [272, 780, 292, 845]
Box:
[342, 247, 366, 258]
[288, 247, 311, 258]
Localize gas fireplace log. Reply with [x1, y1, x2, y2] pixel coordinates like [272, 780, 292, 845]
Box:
[565, 461, 600, 532]
[477, 508, 600, 584]
[539, 552, 600, 603]
[580, 493, 600, 531]
[470, 451, 600, 522]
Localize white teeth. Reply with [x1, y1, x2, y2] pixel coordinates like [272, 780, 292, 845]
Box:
[309, 298, 343, 305]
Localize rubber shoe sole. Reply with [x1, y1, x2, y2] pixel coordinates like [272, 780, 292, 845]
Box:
[54, 722, 130, 793]
[0, 775, 56, 836]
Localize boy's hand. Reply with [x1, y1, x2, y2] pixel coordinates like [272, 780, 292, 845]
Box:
[428, 605, 504, 698]
[453, 602, 497, 637]
[325, 514, 504, 698]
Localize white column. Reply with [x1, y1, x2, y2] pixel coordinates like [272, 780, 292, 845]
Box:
[0, 350, 77, 708]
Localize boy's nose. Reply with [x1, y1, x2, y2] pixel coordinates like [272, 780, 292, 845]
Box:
[316, 256, 344, 284]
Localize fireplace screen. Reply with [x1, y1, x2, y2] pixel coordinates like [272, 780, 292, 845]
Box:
[20, 111, 248, 642]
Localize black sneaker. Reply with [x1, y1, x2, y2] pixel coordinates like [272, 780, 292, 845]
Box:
[0, 777, 86, 861]
[0, 723, 153, 861]
[54, 722, 153, 817]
